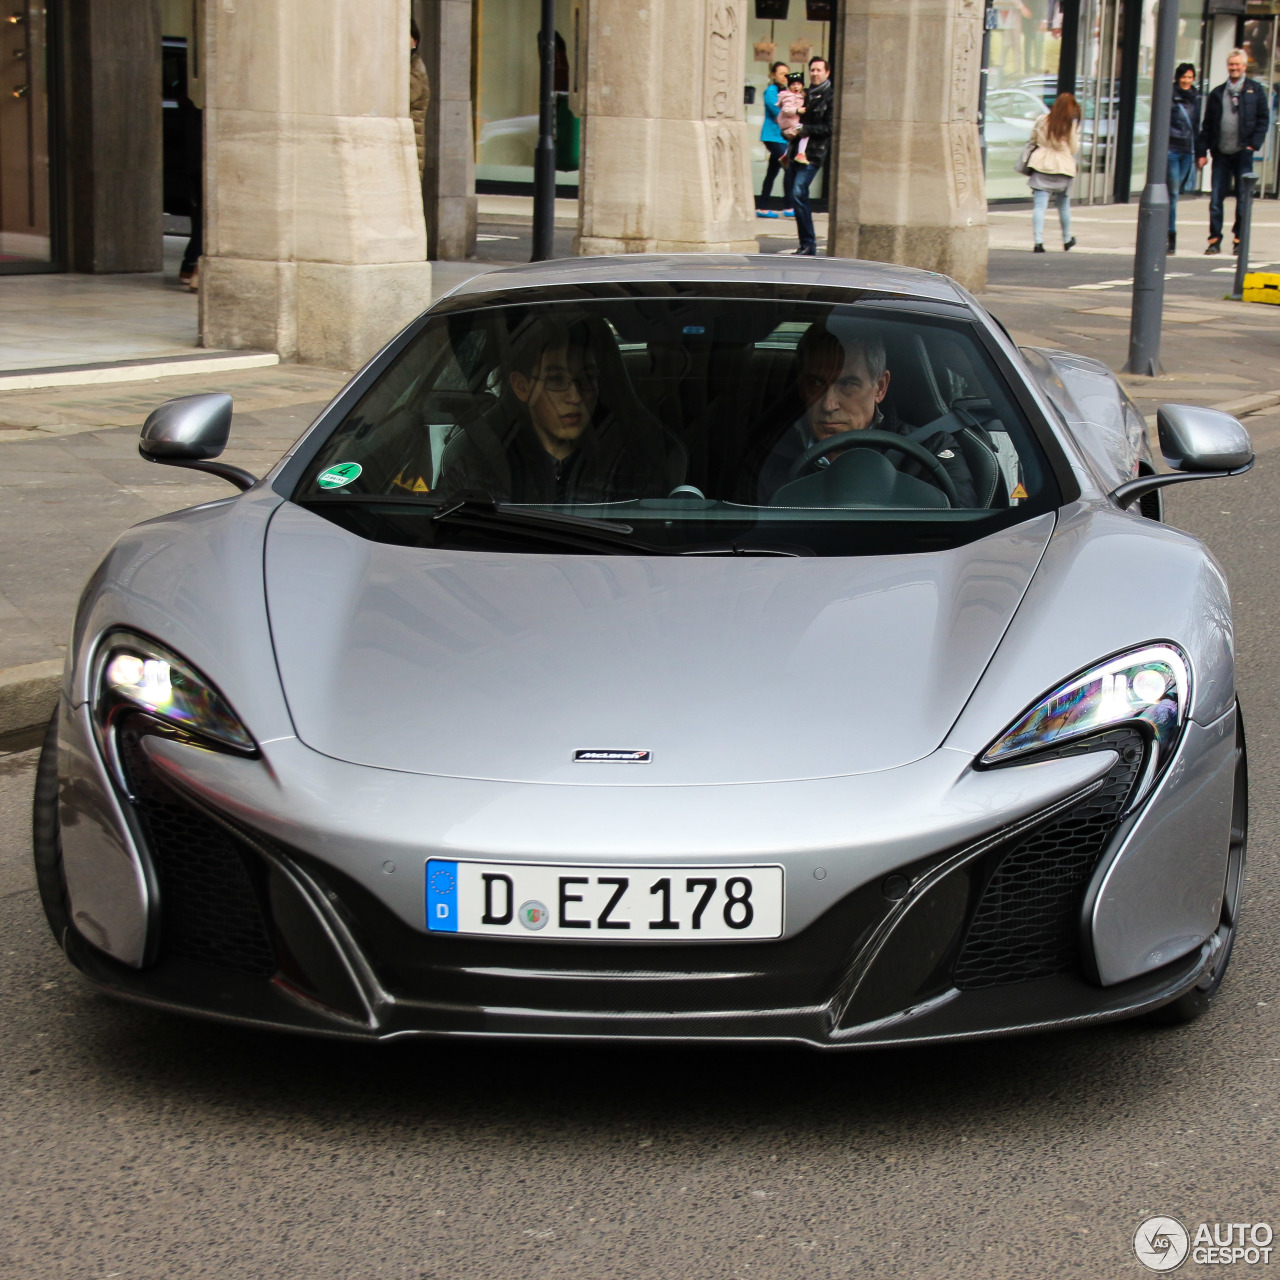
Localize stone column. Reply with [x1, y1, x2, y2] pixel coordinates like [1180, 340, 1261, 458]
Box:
[65, 0, 163, 273]
[414, 0, 478, 260]
[574, 0, 758, 255]
[200, 0, 431, 368]
[828, 0, 988, 291]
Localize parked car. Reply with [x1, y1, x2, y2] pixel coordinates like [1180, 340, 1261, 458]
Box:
[34, 255, 1251, 1049]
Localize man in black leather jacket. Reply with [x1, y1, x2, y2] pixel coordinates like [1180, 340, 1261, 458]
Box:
[790, 57, 834, 256]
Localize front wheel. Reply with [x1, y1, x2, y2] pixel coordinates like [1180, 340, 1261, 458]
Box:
[1146, 702, 1247, 1025]
[31, 707, 71, 946]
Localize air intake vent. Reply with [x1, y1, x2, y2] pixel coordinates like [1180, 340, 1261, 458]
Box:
[954, 729, 1145, 989]
[118, 726, 276, 978]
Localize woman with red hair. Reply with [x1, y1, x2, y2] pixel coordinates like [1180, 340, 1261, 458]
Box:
[1027, 93, 1082, 253]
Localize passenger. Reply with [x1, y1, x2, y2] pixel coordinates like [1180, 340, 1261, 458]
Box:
[436, 315, 671, 505]
[758, 320, 978, 506]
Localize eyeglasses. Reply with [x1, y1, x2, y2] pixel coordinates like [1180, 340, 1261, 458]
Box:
[535, 370, 598, 393]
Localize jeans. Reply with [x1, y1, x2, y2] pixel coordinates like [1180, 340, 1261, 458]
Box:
[760, 140, 796, 207]
[1209, 149, 1254, 243]
[1032, 188, 1071, 245]
[791, 158, 820, 252]
[1167, 150, 1195, 233]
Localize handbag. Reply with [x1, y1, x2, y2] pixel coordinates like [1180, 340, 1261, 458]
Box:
[1014, 139, 1037, 176]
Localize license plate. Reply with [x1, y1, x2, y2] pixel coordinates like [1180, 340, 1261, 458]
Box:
[425, 860, 784, 940]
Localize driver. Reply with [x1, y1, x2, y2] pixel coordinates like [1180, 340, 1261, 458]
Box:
[436, 315, 669, 504]
[758, 320, 978, 506]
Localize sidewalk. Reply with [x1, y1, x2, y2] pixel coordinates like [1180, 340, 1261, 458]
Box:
[988, 193, 1280, 259]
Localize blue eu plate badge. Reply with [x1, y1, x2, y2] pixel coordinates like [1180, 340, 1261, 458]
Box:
[426, 860, 458, 932]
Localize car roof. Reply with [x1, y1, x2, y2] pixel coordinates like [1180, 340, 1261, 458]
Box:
[443, 253, 972, 306]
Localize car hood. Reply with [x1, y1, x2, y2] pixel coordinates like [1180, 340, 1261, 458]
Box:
[264, 504, 1055, 785]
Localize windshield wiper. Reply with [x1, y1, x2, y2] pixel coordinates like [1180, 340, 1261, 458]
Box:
[430, 495, 632, 536]
[679, 541, 812, 558]
[302, 491, 651, 554]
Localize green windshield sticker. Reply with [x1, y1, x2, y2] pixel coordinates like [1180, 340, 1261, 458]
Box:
[316, 462, 362, 490]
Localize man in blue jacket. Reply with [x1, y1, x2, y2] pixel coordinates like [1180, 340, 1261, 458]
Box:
[1197, 49, 1270, 254]
[757, 62, 795, 219]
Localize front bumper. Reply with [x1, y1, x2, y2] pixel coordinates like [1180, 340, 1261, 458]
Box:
[53, 704, 1227, 1049]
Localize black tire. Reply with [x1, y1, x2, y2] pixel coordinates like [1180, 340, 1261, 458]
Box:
[31, 705, 71, 946]
[1146, 702, 1248, 1025]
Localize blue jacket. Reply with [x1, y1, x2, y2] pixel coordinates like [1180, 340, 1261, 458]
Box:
[761, 83, 785, 145]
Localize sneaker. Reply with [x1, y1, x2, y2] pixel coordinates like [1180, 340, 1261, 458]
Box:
[756, 210, 780, 219]
[782, 209, 796, 218]
[792, 247, 817, 256]
[1063, 237, 1077, 251]
[1205, 239, 1221, 255]
[1033, 243, 1046, 253]
[1167, 232, 1176, 255]
[794, 155, 810, 165]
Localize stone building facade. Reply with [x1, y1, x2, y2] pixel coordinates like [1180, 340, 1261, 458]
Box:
[16, 0, 990, 367]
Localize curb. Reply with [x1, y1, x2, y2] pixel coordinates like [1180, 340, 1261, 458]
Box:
[0, 659, 62, 739]
[0, 351, 279, 393]
[1210, 390, 1280, 418]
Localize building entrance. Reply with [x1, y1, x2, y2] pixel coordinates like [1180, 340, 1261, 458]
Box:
[0, 0, 57, 271]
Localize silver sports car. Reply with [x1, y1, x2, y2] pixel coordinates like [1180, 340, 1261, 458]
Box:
[34, 255, 1253, 1048]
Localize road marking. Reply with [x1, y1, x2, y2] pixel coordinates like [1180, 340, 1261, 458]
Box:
[1069, 278, 1133, 290]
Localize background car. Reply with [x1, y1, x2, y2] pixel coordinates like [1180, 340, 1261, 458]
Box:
[32, 255, 1252, 1050]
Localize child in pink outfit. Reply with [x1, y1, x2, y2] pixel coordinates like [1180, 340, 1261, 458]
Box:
[777, 74, 810, 165]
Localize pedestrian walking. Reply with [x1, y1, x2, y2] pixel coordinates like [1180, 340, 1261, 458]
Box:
[1167, 63, 1201, 255]
[757, 62, 795, 220]
[1027, 93, 1081, 253]
[410, 18, 430, 178]
[1198, 48, 1270, 255]
[790, 56, 833, 256]
[777, 73, 811, 166]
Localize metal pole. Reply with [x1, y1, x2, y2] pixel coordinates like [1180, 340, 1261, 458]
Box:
[1230, 173, 1258, 301]
[531, 0, 557, 262]
[978, 0, 995, 171]
[1123, 0, 1179, 375]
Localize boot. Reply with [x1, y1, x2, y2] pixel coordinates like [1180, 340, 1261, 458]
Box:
[1167, 232, 1176, 255]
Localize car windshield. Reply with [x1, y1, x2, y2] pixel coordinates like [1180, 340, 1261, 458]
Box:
[294, 290, 1060, 556]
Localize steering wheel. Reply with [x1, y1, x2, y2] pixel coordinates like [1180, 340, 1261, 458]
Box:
[786, 429, 960, 508]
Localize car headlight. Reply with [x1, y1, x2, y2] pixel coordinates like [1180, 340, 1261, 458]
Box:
[93, 632, 256, 754]
[981, 645, 1189, 785]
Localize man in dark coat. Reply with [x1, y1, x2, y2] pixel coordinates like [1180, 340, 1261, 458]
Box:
[789, 56, 834, 256]
[757, 320, 978, 507]
[1197, 49, 1270, 254]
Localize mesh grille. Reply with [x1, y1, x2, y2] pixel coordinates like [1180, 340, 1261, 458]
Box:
[953, 729, 1145, 989]
[118, 725, 276, 978]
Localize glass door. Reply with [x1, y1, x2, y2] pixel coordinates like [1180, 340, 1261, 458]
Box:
[0, 0, 56, 269]
[1241, 11, 1280, 197]
[1076, 0, 1123, 202]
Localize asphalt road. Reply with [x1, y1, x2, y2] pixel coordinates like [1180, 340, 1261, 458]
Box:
[1, 456, 1278, 1280]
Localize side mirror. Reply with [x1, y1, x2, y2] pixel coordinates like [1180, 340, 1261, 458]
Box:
[1157, 403, 1255, 473]
[1109, 403, 1253, 510]
[139, 393, 257, 491]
